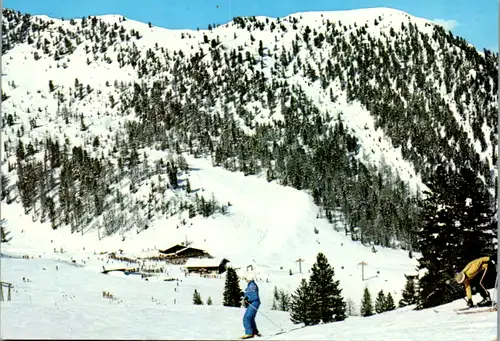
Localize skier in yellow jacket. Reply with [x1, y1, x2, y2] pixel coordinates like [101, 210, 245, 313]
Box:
[455, 256, 493, 307]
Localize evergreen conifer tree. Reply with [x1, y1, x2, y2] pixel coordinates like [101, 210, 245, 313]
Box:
[384, 292, 396, 311]
[207, 296, 213, 305]
[308, 252, 347, 322]
[399, 276, 418, 307]
[416, 165, 497, 309]
[453, 166, 497, 289]
[271, 286, 291, 311]
[271, 298, 278, 310]
[375, 290, 386, 313]
[223, 267, 242, 307]
[416, 165, 463, 309]
[193, 289, 203, 305]
[278, 289, 291, 312]
[289, 278, 317, 325]
[360, 287, 374, 317]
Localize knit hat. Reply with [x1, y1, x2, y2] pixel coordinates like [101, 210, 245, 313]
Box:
[455, 272, 466, 284]
[241, 269, 256, 281]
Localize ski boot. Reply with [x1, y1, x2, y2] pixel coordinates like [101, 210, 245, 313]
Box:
[477, 298, 493, 307]
[477, 292, 493, 307]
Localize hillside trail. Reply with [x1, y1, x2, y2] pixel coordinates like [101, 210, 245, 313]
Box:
[186, 155, 318, 260]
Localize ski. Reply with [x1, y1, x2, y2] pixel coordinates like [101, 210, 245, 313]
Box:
[237, 326, 305, 339]
[454, 300, 496, 311]
[267, 326, 306, 337]
[238, 332, 262, 339]
[456, 305, 497, 314]
[456, 307, 496, 314]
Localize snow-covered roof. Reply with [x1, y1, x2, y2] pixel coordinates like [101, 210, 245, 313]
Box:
[160, 245, 207, 255]
[184, 258, 223, 268]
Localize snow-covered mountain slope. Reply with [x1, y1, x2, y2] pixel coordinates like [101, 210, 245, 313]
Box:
[1, 153, 419, 306]
[5, 7, 496, 190]
[1, 254, 496, 340]
[2, 6, 497, 249]
[1, 6, 498, 340]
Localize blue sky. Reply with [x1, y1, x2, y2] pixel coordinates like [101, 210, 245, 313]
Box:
[5, 0, 498, 52]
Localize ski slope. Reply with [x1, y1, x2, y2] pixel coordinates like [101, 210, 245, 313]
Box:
[1, 5, 498, 340]
[1, 153, 419, 305]
[0, 153, 497, 340]
[1, 255, 497, 340]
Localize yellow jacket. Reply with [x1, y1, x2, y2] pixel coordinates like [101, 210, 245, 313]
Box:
[461, 256, 490, 299]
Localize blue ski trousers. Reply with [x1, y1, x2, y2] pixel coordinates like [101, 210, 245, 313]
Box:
[243, 300, 260, 335]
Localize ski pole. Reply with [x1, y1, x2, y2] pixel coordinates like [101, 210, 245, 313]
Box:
[248, 302, 285, 332]
[446, 280, 468, 303]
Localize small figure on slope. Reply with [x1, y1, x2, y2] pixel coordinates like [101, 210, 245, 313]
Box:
[455, 256, 495, 308]
[240, 271, 261, 339]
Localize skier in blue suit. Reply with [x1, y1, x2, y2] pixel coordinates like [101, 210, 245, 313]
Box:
[240, 271, 261, 339]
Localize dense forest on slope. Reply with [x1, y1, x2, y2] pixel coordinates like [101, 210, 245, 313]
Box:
[1, 8, 497, 250]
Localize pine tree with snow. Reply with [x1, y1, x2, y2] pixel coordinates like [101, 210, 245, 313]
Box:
[206, 296, 213, 305]
[416, 165, 463, 309]
[415, 164, 496, 309]
[399, 276, 418, 308]
[375, 290, 386, 314]
[384, 292, 396, 311]
[278, 289, 291, 311]
[360, 287, 374, 317]
[222, 267, 242, 307]
[289, 278, 317, 326]
[193, 289, 203, 305]
[452, 166, 497, 290]
[308, 252, 347, 323]
[271, 298, 278, 310]
[271, 286, 290, 311]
